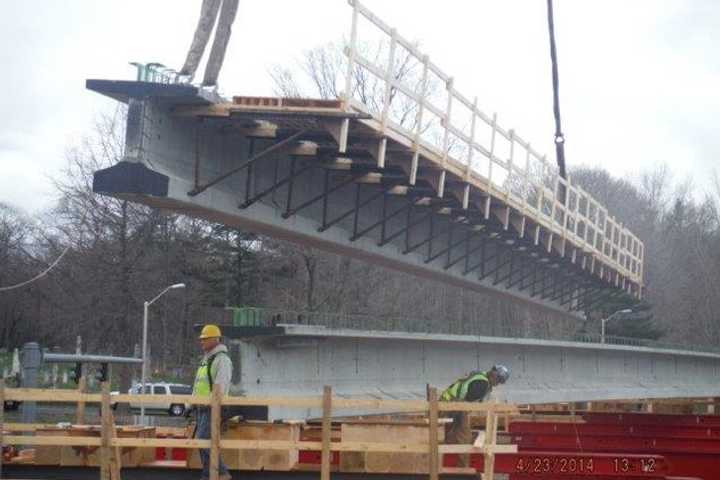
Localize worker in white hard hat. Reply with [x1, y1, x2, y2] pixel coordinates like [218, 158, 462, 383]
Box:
[192, 324, 233, 480]
[440, 364, 511, 467]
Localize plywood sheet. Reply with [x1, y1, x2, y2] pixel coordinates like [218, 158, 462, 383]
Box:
[339, 422, 444, 474]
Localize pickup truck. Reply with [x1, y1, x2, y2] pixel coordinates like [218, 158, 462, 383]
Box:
[112, 382, 192, 416]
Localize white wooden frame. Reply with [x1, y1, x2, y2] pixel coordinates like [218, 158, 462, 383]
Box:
[342, 0, 644, 292]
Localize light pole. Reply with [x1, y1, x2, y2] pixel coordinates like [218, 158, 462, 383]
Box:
[601, 308, 633, 344]
[140, 283, 185, 424]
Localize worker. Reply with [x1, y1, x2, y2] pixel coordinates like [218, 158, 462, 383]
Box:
[192, 324, 233, 480]
[440, 365, 510, 467]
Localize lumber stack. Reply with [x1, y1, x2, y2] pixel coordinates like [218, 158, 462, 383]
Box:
[187, 421, 301, 471]
[339, 422, 445, 474]
[34, 425, 155, 467]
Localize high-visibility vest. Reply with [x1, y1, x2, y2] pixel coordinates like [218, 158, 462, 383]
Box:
[192, 352, 228, 397]
[440, 371, 489, 401]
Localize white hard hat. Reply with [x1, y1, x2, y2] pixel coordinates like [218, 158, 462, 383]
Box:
[492, 364, 510, 384]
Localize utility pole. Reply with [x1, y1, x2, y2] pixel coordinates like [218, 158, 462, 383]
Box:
[141, 283, 185, 424]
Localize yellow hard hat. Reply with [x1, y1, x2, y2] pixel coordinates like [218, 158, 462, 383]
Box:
[199, 324, 222, 339]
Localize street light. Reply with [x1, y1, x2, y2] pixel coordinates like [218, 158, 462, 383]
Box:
[601, 308, 633, 344]
[140, 283, 185, 423]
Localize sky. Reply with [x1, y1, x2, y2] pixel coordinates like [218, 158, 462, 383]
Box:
[1, 0, 718, 214]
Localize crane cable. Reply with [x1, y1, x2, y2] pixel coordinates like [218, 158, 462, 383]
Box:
[546, 0, 567, 181]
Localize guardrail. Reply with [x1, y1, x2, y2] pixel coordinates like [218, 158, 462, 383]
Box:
[341, 0, 643, 292]
[225, 306, 720, 355]
[0, 380, 516, 480]
[129, 62, 189, 85]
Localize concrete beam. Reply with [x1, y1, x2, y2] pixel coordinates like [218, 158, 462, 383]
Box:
[88, 81, 629, 318]
[228, 325, 720, 420]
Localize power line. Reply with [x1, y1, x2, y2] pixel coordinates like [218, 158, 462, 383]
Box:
[0, 244, 71, 292]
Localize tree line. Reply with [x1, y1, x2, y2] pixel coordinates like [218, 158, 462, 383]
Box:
[2, 43, 719, 375]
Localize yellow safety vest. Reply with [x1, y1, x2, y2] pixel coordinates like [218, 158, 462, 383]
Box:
[192, 352, 226, 397]
[440, 371, 489, 401]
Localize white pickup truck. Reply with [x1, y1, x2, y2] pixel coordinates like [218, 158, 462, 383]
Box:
[112, 382, 193, 416]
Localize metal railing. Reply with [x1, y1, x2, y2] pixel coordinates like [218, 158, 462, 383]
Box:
[227, 306, 720, 355]
[342, 0, 644, 291]
[129, 62, 190, 85]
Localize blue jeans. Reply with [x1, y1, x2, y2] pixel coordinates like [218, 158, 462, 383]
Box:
[196, 408, 228, 477]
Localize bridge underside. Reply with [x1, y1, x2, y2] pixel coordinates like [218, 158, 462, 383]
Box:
[90, 80, 639, 316]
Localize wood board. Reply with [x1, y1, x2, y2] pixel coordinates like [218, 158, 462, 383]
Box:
[187, 421, 301, 471]
[339, 422, 445, 474]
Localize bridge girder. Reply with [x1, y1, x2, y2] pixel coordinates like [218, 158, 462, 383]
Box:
[89, 80, 642, 317]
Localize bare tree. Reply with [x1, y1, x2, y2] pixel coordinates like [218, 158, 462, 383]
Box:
[270, 40, 440, 133]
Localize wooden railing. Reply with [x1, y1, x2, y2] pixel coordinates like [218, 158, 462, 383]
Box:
[0, 379, 517, 480]
[341, 0, 644, 294]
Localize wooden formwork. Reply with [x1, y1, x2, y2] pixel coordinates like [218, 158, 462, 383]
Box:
[0, 381, 516, 480]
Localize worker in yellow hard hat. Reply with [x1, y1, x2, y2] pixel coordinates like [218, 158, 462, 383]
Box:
[192, 324, 233, 480]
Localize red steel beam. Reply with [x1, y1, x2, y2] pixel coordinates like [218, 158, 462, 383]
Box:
[509, 476, 672, 480]
[581, 412, 720, 427]
[512, 432, 719, 478]
[510, 477, 699, 480]
[298, 449, 668, 476]
[449, 452, 668, 476]
[510, 421, 720, 440]
[510, 432, 720, 454]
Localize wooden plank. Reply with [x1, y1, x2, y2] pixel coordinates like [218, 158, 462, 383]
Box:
[482, 405, 497, 480]
[100, 382, 112, 480]
[3, 433, 517, 455]
[427, 387, 439, 480]
[3, 435, 102, 447]
[321, 385, 332, 480]
[117, 437, 437, 453]
[4, 387, 101, 403]
[439, 444, 516, 454]
[210, 384, 222, 480]
[110, 410, 122, 480]
[340, 423, 444, 473]
[111, 393, 210, 406]
[33, 426, 156, 468]
[233, 96, 344, 109]
[76, 376, 87, 424]
[172, 102, 346, 118]
[4, 388, 517, 413]
[4, 423, 60, 432]
[225, 423, 300, 471]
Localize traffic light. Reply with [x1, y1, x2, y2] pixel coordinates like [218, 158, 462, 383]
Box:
[95, 363, 109, 383]
[69, 362, 83, 384]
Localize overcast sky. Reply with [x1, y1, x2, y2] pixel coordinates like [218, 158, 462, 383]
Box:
[2, 0, 718, 214]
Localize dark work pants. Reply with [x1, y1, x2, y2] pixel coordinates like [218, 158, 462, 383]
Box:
[445, 411, 472, 467]
[196, 408, 228, 477]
